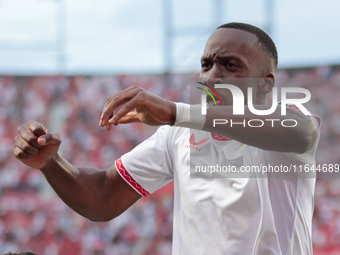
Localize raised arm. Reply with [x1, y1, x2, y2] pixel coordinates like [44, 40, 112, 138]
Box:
[203, 105, 318, 153]
[12, 121, 141, 222]
[99, 85, 317, 154]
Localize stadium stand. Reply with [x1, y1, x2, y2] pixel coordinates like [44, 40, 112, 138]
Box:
[0, 66, 339, 254]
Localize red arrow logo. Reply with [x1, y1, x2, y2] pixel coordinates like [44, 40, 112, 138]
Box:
[189, 134, 209, 146]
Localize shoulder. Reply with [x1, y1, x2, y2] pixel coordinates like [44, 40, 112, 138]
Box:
[159, 125, 190, 136]
[150, 125, 189, 147]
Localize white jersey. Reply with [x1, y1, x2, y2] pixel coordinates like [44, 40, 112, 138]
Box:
[115, 115, 321, 255]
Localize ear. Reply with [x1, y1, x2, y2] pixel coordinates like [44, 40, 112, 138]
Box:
[258, 72, 275, 94]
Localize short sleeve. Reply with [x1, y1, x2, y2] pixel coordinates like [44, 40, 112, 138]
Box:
[115, 126, 174, 197]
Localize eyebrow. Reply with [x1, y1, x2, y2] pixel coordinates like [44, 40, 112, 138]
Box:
[201, 54, 246, 64]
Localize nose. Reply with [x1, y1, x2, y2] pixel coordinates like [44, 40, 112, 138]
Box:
[204, 78, 223, 88]
[204, 66, 223, 87]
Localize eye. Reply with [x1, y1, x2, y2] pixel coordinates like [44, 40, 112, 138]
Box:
[226, 62, 237, 68]
[201, 62, 212, 70]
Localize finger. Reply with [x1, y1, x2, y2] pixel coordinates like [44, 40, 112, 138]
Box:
[100, 87, 142, 127]
[105, 112, 113, 131]
[12, 144, 33, 160]
[116, 112, 141, 124]
[15, 135, 40, 155]
[27, 121, 48, 138]
[109, 110, 136, 124]
[106, 122, 112, 131]
[109, 93, 145, 125]
[102, 85, 140, 111]
[100, 87, 139, 127]
[38, 133, 62, 146]
[18, 126, 42, 149]
[100, 111, 112, 128]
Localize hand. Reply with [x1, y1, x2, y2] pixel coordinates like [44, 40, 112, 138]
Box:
[99, 85, 176, 130]
[12, 121, 62, 169]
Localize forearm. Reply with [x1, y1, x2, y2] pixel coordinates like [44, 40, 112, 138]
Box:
[202, 105, 315, 153]
[40, 153, 107, 221]
[13, 121, 140, 221]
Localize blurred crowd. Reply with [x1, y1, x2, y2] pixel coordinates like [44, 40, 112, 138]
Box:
[0, 66, 339, 254]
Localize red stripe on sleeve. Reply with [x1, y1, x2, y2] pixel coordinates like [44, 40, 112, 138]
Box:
[115, 158, 150, 197]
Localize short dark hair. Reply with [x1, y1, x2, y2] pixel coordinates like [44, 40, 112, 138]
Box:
[217, 22, 278, 70]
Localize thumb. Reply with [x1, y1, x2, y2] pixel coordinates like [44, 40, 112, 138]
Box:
[38, 133, 62, 146]
[116, 112, 141, 124]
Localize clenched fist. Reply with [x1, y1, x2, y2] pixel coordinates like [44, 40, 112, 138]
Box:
[12, 121, 62, 169]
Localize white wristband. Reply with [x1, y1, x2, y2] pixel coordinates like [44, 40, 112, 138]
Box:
[174, 103, 206, 130]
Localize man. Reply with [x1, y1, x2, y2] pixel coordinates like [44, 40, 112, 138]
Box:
[12, 23, 320, 254]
